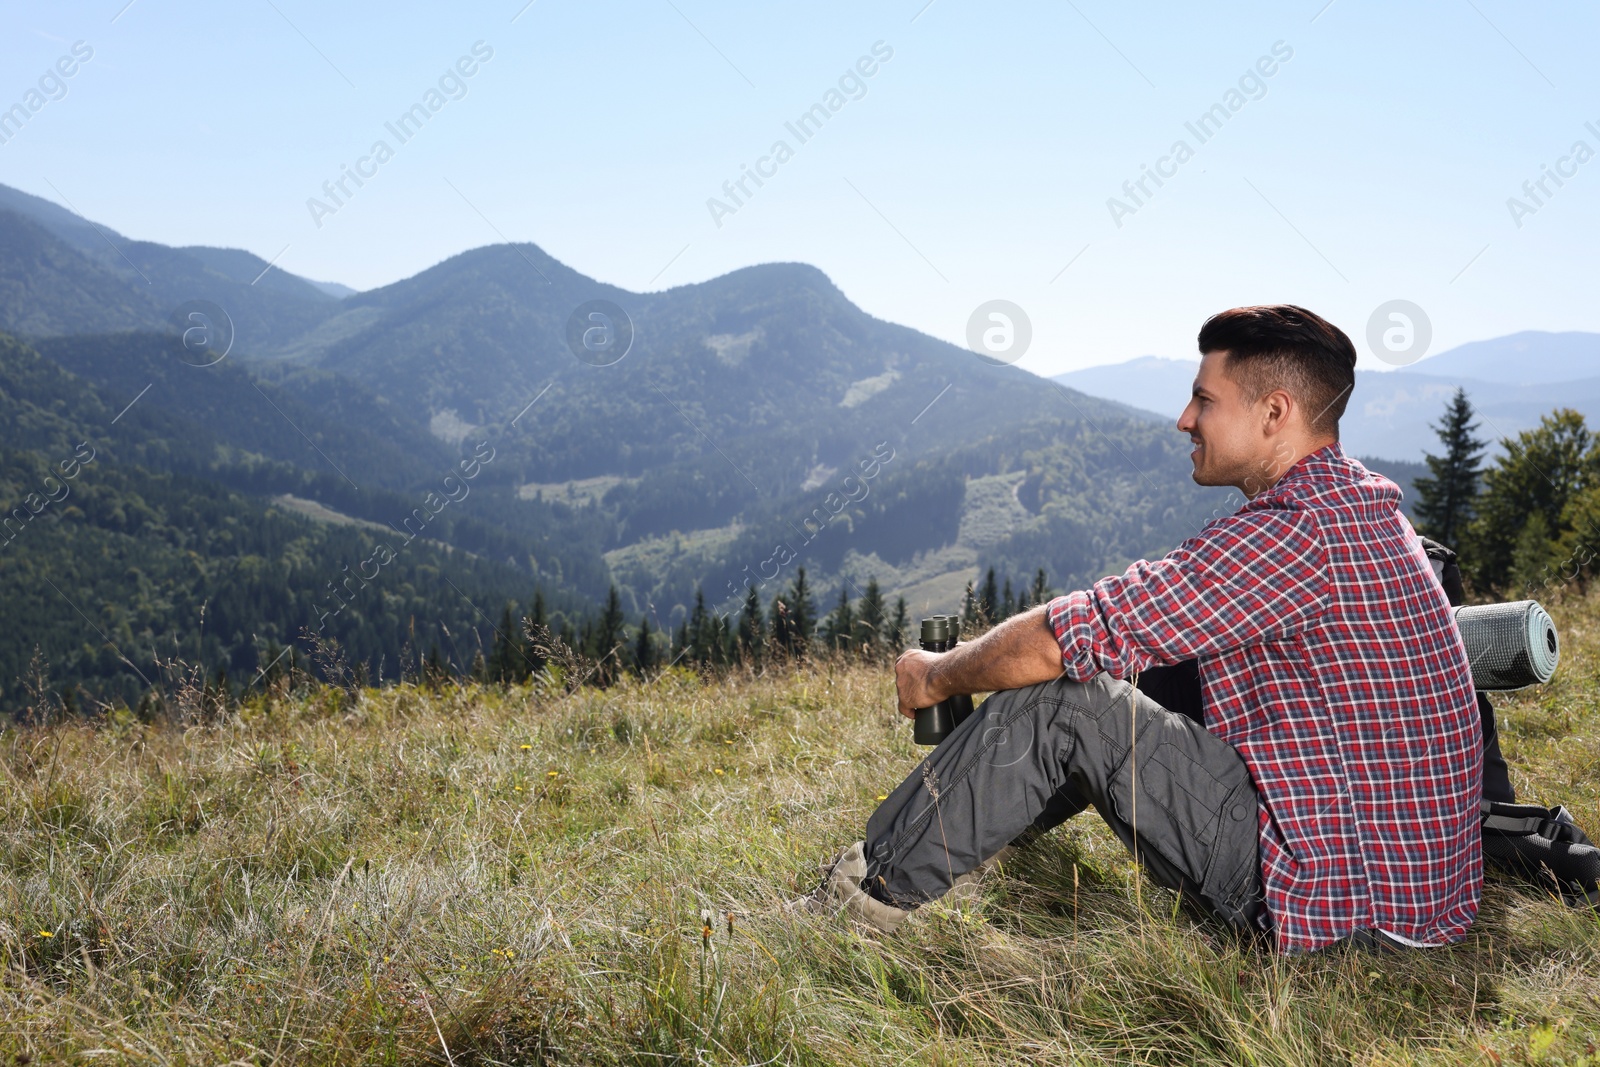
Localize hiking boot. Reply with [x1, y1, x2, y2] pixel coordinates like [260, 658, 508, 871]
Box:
[787, 840, 913, 934]
[945, 844, 1016, 906]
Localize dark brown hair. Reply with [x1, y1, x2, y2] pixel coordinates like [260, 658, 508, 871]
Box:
[1196, 304, 1356, 436]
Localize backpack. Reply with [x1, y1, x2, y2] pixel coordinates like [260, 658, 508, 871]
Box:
[1419, 536, 1600, 911]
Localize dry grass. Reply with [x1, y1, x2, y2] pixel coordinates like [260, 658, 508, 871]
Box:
[4, 593, 1600, 1065]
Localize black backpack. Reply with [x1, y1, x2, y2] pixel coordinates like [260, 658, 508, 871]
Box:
[1137, 539, 1599, 910]
[1419, 537, 1600, 910]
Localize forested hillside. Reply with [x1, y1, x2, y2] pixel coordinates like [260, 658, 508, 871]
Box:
[0, 331, 602, 705]
[0, 182, 1236, 709]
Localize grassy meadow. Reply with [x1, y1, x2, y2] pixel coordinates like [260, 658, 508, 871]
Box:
[4, 593, 1600, 1065]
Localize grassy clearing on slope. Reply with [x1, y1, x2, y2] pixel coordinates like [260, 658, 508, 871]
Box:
[4, 595, 1600, 1064]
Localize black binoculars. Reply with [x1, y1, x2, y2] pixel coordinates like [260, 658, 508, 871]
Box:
[912, 615, 977, 745]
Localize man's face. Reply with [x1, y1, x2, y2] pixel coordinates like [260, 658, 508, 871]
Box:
[1177, 350, 1274, 491]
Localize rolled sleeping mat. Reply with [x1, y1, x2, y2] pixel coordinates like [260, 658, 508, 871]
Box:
[1453, 600, 1560, 690]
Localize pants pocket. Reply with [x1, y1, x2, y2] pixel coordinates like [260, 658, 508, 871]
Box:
[1112, 741, 1253, 902]
[1144, 742, 1230, 850]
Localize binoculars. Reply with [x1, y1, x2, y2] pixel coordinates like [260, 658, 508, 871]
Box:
[912, 615, 977, 745]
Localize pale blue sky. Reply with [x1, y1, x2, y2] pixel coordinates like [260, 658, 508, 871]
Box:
[2, 0, 1596, 376]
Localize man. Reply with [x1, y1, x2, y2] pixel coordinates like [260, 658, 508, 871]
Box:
[795, 304, 1483, 955]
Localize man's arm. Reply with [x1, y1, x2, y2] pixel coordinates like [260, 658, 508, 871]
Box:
[894, 605, 1062, 718]
[894, 508, 1330, 719]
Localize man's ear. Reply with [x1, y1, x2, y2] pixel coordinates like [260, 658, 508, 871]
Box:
[1260, 388, 1295, 436]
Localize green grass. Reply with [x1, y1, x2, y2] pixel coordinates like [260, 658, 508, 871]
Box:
[4, 593, 1600, 1064]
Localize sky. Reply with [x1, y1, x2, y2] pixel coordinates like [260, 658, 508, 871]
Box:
[2, 0, 1597, 378]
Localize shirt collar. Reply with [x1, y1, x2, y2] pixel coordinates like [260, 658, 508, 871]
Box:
[1261, 441, 1354, 498]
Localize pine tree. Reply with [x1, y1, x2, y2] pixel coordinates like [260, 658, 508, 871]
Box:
[719, 613, 738, 666]
[887, 596, 909, 649]
[787, 567, 816, 655]
[961, 580, 978, 629]
[704, 610, 730, 668]
[1001, 577, 1015, 619]
[522, 591, 548, 682]
[768, 594, 792, 656]
[738, 584, 764, 664]
[855, 577, 886, 651]
[633, 614, 656, 679]
[979, 567, 999, 625]
[491, 605, 518, 683]
[1414, 388, 1487, 550]
[1031, 567, 1051, 607]
[825, 586, 855, 650]
[673, 619, 689, 667]
[689, 587, 710, 666]
[593, 585, 626, 685]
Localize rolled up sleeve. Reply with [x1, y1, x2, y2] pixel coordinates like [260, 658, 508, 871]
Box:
[1046, 509, 1330, 681]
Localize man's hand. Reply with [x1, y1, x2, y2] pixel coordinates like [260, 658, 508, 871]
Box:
[891, 606, 1067, 720]
[894, 648, 944, 719]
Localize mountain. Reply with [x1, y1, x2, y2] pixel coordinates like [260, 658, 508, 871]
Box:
[1053, 337, 1600, 462]
[274, 249, 1083, 480]
[1051, 356, 1199, 427]
[33, 331, 456, 491]
[0, 181, 1243, 703]
[0, 186, 343, 349]
[1409, 331, 1600, 385]
[0, 331, 603, 705]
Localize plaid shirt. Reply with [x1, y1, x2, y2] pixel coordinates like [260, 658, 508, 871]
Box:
[1046, 443, 1482, 954]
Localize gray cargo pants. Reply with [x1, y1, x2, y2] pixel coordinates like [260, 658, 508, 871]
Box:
[862, 673, 1273, 938]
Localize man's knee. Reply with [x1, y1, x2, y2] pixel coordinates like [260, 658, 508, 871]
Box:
[979, 673, 1122, 720]
[957, 674, 1129, 775]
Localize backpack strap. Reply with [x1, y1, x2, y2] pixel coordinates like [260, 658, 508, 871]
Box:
[1482, 799, 1594, 846]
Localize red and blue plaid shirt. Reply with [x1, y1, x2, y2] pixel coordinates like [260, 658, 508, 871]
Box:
[1047, 443, 1481, 954]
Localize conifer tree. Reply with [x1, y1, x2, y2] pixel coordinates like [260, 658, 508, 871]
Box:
[673, 619, 690, 666]
[1001, 577, 1015, 619]
[768, 593, 792, 656]
[887, 596, 909, 649]
[633, 614, 656, 679]
[787, 567, 816, 655]
[738, 584, 764, 664]
[1030, 567, 1051, 607]
[689, 587, 710, 666]
[522, 590, 548, 681]
[855, 577, 886, 651]
[596, 586, 626, 673]
[704, 609, 730, 668]
[979, 567, 999, 625]
[1414, 388, 1487, 550]
[719, 612, 738, 665]
[491, 604, 518, 683]
[961, 580, 978, 629]
[825, 586, 854, 650]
